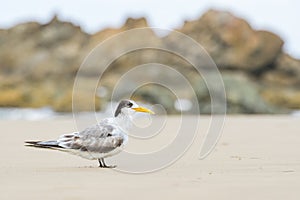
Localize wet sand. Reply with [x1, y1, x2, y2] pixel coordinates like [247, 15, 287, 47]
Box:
[0, 116, 299, 200]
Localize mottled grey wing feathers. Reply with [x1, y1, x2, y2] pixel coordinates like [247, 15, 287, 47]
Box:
[57, 122, 123, 153]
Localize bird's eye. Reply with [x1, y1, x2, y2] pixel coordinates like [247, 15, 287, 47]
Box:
[128, 102, 133, 107]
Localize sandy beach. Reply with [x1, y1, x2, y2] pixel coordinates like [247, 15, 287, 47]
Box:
[0, 115, 299, 200]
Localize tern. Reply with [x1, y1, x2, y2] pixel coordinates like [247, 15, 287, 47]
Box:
[25, 99, 154, 168]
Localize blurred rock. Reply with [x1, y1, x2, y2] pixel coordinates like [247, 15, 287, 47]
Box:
[0, 11, 299, 114]
[222, 73, 276, 113]
[261, 88, 300, 110]
[262, 53, 300, 86]
[178, 10, 284, 71]
[189, 72, 279, 114]
[260, 53, 300, 109]
[0, 16, 90, 111]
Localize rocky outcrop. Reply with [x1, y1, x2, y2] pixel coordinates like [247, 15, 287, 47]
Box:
[178, 10, 284, 71]
[260, 53, 300, 109]
[0, 10, 299, 114]
[0, 16, 90, 110]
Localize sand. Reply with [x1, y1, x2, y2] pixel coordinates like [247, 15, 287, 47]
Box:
[0, 115, 299, 200]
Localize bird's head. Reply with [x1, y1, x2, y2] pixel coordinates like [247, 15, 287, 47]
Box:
[114, 99, 154, 118]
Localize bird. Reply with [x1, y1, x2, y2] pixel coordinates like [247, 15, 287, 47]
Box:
[25, 99, 154, 168]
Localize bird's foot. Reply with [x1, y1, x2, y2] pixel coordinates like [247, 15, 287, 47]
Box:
[100, 165, 116, 168]
[98, 158, 116, 168]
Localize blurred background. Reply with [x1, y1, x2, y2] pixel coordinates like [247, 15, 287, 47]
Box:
[0, 0, 300, 119]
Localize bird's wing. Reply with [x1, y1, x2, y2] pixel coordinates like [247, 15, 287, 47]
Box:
[57, 122, 124, 153]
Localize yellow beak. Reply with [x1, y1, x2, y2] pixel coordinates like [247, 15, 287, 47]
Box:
[132, 106, 155, 114]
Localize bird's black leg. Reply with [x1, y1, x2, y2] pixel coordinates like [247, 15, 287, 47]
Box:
[101, 158, 116, 168]
[98, 159, 103, 168]
[101, 158, 107, 168]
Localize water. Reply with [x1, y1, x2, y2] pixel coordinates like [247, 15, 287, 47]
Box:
[0, 106, 299, 120]
[0, 103, 117, 120]
[291, 110, 300, 117]
[0, 107, 64, 120]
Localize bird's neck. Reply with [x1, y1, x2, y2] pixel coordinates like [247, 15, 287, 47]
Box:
[115, 113, 134, 132]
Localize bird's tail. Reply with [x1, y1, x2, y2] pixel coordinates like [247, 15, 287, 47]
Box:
[25, 140, 63, 149]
